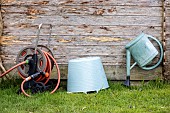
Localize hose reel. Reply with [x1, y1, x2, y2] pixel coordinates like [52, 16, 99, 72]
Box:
[0, 24, 60, 97]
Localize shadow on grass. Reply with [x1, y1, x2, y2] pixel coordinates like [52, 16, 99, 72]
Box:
[0, 78, 169, 95]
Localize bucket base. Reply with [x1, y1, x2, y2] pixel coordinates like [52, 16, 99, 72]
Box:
[67, 90, 99, 94]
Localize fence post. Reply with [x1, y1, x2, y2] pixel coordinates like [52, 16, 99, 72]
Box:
[0, 3, 3, 75]
[0, 2, 2, 36]
[163, 0, 170, 80]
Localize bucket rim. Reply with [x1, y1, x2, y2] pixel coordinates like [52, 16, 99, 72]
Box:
[125, 33, 145, 49]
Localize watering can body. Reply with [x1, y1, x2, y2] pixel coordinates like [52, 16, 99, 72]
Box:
[125, 33, 158, 67]
[124, 33, 163, 86]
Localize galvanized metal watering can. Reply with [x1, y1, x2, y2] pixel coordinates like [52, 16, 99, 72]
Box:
[124, 33, 163, 86]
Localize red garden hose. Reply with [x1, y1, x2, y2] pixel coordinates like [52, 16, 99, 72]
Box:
[21, 76, 31, 97]
[0, 50, 60, 97]
[0, 61, 27, 78]
[46, 52, 60, 94]
[20, 50, 60, 97]
[1, 23, 61, 97]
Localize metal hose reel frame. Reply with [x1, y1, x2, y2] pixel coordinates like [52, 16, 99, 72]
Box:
[16, 46, 47, 78]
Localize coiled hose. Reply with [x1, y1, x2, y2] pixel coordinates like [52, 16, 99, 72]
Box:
[0, 50, 60, 97]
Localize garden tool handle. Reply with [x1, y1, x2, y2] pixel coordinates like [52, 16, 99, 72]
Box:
[35, 23, 52, 52]
[141, 35, 163, 70]
[48, 24, 52, 48]
[35, 23, 43, 53]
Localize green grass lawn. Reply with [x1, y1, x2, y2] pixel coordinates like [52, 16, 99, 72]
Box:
[0, 79, 170, 113]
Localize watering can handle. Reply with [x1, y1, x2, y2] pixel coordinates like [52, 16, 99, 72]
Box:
[141, 35, 163, 70]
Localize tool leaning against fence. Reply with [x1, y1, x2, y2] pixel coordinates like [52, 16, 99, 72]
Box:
[123, 33, 163, 87]
[0, 23, 60, 97]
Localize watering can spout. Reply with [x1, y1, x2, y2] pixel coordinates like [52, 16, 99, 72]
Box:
[123, 76, 130, 87]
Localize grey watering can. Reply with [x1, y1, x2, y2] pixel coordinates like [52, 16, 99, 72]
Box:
[124, 33, 163, 86]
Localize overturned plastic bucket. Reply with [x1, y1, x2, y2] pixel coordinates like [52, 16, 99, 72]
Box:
[67, 57, 109, 93]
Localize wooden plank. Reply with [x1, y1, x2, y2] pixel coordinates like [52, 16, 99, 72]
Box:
[0, 0, 163, 81]
[2, 63, 162, 80]
[164, 48, 170, 62]
[1, 53, 162, 66]
[165, 1, 170, 37]
[1, 0, 162, 6]
[1, 5, 162, 16]
[164, 50, 170, 79]
[166, 0, 170, 7]
[0, 35, 163, 46]
[165, 38, 170, 49]
[0, 6, 2, 36]
[1, 44, 125, 56]
[0, 35, 163, 65]
[0, 6, 3, 73]
[166, 15, 170, 25]
[46, 65, 162, 80]
[3, 24, 162, 37]
[165, 0, 170, 43]
[2, 14, 162, 26]
[166, 17, 170, 34]
[104, 66, 162, 80]
[0, 54, 126, 66]
[164, 0, 170, 80]
[166, 7, 170, 16]
[166, 4, 170, 41]
[0, 35, 129, 46]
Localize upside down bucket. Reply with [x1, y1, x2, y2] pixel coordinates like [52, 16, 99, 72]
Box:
[67, 57, 109, 93]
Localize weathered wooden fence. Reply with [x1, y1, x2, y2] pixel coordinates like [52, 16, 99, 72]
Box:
[0, 0, 169, 80]
[164, 0, 170, 80]
[0, 5, 2, 61]
[0, 5, 1, 34]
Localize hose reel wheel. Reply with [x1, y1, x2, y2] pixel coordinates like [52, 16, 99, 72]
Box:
[16, 46, 47, 78]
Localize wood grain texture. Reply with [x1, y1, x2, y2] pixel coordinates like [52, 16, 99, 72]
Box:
[1, 5, 162, 16]
[2, 14, 162, 26]
[0, 6, 2, 36]
[0, 5, 4, 76]
[3, 25, 162, 37]
[2, 63, 162, 80]
[0, 35, 163, 65]
[0, 4, 3, 59]
[164, 0, 170, 80]
[0, 0, 163, 80]
[1, 0, 162, 6]
[2, 22, 162, 36]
